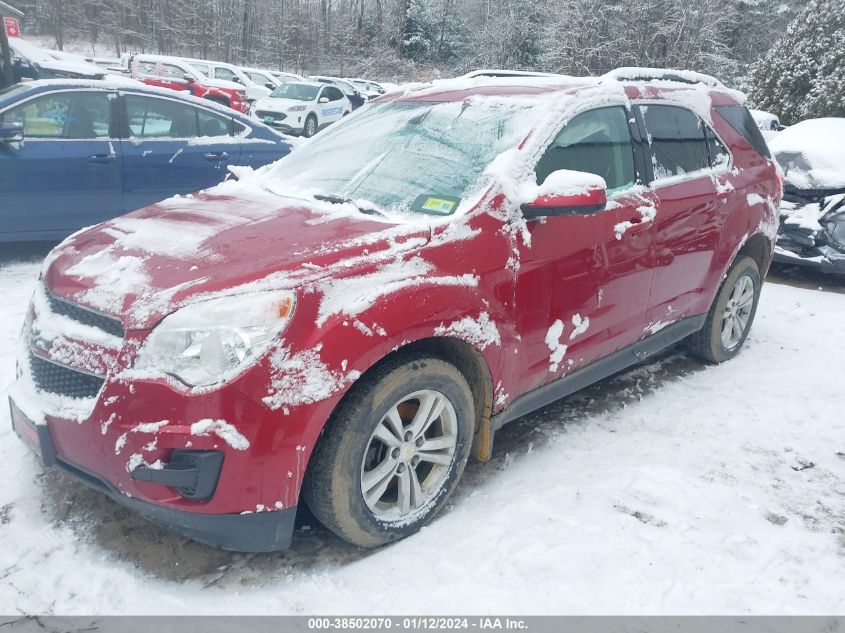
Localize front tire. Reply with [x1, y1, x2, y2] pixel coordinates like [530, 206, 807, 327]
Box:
[302, 354, 475, 548]
[302, 114, 318, 138]
[687, 256, 762, 363]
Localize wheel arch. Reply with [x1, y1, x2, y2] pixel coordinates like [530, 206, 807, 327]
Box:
[737, 232, 773, 276]
[317, 335, 496, 465]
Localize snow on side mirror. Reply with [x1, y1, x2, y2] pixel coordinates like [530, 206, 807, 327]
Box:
[318, 96, 330, 103]
[520, 169, 607, 219]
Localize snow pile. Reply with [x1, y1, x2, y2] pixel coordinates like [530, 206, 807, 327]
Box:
[769, 118, 845, 189]
[434, 312, 501, 350]
[516, 169, 606, 205]
[569, 313, 590, 340]
[190, 419, 250, 451]
[315, 256, 478, 327]
[545, 320, 567, 372]
[262, 344, 361, 412]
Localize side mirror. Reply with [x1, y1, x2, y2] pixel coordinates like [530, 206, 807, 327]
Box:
[182, 73, 195, 83]
[0, 121, 24, 143]
[318, 96, 329, 104]
[520, 169, 607, 219]
[265, 82, 275, 90]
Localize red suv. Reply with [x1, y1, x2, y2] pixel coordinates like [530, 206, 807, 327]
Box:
[129, 54, 249, 114]
[10, 69, 781, 551]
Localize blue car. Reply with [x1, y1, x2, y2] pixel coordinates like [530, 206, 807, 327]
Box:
[0, 80, 293, 242]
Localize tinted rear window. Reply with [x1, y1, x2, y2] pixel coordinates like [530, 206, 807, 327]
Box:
[715, 105, 771, 159]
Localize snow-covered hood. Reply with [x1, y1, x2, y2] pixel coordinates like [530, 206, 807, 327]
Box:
[42, 190, 430, 330]
[10, 40, 104, 78]
[770, 118, 845, 190]
[253, 96, 308, 112]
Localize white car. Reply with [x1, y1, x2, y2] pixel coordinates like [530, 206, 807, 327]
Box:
[349, 78, 386, 99]
[240, 67, 282, 90]
[251, 81, 350, 137]
[270, 70, 305, 83]
[182, 58, 272, 103]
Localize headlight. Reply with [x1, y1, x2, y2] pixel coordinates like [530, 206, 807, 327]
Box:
[287, 105, 307, 112]
[137, 292, 295, 387]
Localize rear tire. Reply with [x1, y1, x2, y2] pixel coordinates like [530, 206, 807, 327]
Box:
[687, 256, 762, 363]
[302, 354, 474, 548]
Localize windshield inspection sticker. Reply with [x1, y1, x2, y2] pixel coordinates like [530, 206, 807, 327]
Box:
[411, 194, 461, 215]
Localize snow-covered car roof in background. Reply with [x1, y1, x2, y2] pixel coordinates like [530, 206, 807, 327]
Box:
[9, 38, 106, 77]
[769, 118, 845, 190]
[750, 109, 779, 125]
[461, 69, 565, 79]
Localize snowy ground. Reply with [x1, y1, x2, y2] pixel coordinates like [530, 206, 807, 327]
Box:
[1, 245, 844, 615]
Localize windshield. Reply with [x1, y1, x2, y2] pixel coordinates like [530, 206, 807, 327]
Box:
[266, 99, 539, 212]
[248, 71, 273, 85]
[271, 83, 319, 101]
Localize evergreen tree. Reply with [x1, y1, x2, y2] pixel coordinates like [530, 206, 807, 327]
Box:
[748, 0, 845, 124]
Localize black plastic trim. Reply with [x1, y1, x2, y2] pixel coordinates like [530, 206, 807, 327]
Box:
[492, 315, 706, 430]
[53, 456, 296, 552]
[132, 450, 224, 500]
[521, 202, 606, 219]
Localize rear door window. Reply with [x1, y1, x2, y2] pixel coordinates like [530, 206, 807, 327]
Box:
[637, 104, 711, 180]
[535, 106, 636, 194]
[714, 105, 771, 159]
[126, 95, 198, 138]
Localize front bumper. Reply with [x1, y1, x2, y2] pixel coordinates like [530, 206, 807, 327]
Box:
[8, 284, 336, 551]
[10, 397, 297, 551]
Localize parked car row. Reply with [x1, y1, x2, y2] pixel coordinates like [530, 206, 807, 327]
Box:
[0, 80, 292, 242]
[7, 39, 391, 137]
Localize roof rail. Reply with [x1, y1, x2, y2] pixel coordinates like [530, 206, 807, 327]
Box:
[602, 67, 724, 88]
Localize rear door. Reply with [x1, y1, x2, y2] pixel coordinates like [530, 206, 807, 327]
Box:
[0, 89, 122, 238]
[635, 103, 729, 328]
[119, 92, 240, 212]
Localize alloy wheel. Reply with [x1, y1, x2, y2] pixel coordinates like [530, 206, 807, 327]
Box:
[360, 389, 459, 521]
[721, 274, 754, 349]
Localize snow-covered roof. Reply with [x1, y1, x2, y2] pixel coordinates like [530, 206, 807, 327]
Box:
[602, 67, 725, 88]
[769, 118, 845, 189]
[461, 69, 566, 79]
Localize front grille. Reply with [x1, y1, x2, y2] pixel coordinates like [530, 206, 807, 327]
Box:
[255, 110, 286, 122]
[45, 289, 124, 338]
[29, 353, 105, 399]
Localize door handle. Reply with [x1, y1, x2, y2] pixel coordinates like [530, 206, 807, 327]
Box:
[88, 153, 116, 163]
[204, 151, 230, 162]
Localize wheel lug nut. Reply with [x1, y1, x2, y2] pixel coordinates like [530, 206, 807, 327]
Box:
[397, 463, 405, 473]
[391, 447, 400, 459]
[415, 437, 424, 447]
[411, 456, 420, 466]
[404, 431, 413, 441]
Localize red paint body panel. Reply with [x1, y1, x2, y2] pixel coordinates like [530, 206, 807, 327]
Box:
[12, 77, 781, 541]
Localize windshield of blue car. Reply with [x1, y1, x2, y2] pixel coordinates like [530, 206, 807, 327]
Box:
[270, 83, 320, 101]
[266, 99, 539, 213]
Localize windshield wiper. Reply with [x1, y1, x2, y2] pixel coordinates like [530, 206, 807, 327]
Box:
[313, 193, 387, 217]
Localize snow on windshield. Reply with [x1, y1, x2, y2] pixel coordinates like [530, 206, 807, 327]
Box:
[769, 118, 845, 189]
[263, 98, 542, 212]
